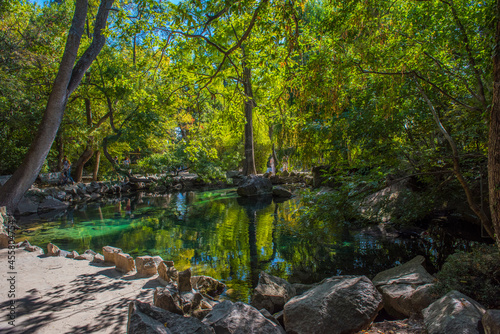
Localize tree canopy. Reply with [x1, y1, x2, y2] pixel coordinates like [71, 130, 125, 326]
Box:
[0, 0, 499, 247]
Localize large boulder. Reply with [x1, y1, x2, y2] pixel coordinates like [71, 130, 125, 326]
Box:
[483, 310, 500, 334]
[237, 175, 273, 197]
[251, 271, 296, 314]
[128, 300, 215, 334]
[372, 255, 438, 318]
[283, 275, 383, 334]
[135, 256, 158, 277]
[16, 197, 39, 215]
[272, 186, 293, 199]
[202, 300, 286, 334]
[38, 197, 68, 212]
[422, 290, 486, 334]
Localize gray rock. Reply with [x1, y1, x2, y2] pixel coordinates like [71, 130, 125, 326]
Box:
[372, 255, 438, 318]
[178, 268, 193, 292]
[154, 286, 183, 315]
[202, 300, 286, 334]
[38, 197, 68, 212]
[272, 186, 293, 198]
[283, 275, 383, 334]
[128, 300, 214, 334]
[422, 290, 486, 334]
[237, 175, 273, 197]
[16, 197, 39, 215]
[483, 310, 500, 334]
[251, 271, 296, 314]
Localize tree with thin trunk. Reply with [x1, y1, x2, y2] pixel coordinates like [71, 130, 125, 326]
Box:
[489, 0, 500, 249]
[0, 0, 114, 213]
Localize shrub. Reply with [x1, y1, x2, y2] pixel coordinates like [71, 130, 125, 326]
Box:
[433, 245, 500, 308]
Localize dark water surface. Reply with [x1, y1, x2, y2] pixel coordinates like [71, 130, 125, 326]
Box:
[15, 188, 478, 302]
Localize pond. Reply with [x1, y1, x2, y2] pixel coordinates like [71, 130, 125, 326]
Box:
[14, 188, 480, 303]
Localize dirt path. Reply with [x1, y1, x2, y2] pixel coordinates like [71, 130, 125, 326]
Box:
[0, 248, 159, 333]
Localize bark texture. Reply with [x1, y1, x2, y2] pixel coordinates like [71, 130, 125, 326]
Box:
[489, 0, 500, 249]
[242, 46, 257, 176]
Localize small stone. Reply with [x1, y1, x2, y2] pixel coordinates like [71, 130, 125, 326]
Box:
[165, 260, 175, 267]
[115, 252, 135, 273]
[66, 250, 79, 259]
[92, 254, 105, 263]
[47, 243, 61, 256]
[178, 268, 193, 292]
[0, 232, 9, 249]
[136, 256, 157, 277]
[102, 245, 122, 264]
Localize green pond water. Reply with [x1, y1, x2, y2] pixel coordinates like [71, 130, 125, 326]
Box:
[15, 188, 478, 302]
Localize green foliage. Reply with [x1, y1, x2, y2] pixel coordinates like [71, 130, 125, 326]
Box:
[296, 167, 385, 227]
[433, 245, 500, 308]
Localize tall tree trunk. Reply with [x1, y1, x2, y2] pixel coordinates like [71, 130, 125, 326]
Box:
[73, 147, 94, 182]
[56, 130, 64, 171]
[93, 150, 101, 181]
[489, 0, 500, 249]
[242, 46, 257, 176]
[0, 0, 114, 213]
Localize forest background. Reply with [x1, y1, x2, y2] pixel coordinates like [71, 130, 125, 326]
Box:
[0, 0, 500, 249]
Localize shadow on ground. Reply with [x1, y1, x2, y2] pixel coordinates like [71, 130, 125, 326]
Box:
[0, 267, 158, 334]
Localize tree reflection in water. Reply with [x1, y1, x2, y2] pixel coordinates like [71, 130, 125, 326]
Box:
[16, 188, 480, 303]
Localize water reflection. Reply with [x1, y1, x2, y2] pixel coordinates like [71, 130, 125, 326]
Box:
[15, 188, 479, 302]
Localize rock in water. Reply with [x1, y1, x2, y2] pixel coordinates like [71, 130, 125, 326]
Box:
[237, 175, 273, 197]
[283, 275, 383, 334]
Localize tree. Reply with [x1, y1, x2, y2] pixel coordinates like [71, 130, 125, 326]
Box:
[489, 0, 500, 249]
[0, 0, 114, 213]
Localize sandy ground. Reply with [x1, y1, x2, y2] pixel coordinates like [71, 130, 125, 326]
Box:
[0, 248, 160, 334]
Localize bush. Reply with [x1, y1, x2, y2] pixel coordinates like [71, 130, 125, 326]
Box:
[433, 245, 500, 308]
